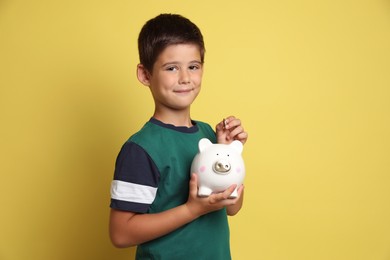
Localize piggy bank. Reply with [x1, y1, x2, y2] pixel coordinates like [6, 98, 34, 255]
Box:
[191, 138, 245, 198]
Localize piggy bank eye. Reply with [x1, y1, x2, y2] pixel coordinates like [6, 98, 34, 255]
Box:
[227, 154, 230, 157]
[216, 153, 219, 156]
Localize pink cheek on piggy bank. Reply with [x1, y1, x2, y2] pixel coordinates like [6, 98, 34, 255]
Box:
[200, 165, 206, 173]
[236, 167, 242, 173]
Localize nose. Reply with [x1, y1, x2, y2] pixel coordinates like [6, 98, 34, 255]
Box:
[213, 159, 231, 175]
[179, 70, 190, 84]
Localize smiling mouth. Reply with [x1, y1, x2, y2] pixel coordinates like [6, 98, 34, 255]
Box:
[174, 88, 194, 93]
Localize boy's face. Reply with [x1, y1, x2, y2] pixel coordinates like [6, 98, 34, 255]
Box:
[146, 44, 203, 112]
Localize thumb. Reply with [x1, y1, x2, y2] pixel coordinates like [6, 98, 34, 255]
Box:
[189, 173, 199, 197]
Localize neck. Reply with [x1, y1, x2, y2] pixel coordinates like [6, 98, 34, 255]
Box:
[153, 108, 192, 127]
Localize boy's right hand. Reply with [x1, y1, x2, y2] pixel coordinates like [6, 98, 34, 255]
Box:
[184, 173, 243, 218]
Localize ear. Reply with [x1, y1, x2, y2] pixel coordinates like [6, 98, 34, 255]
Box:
[198, 138, 213, 152]
[230, 140, 243, 154]
[136, 64, 151, 86]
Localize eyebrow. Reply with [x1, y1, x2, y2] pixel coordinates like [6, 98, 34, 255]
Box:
[161, 60, 202, 67]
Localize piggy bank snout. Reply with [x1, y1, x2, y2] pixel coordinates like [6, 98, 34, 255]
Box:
[213, 159, 231, 175]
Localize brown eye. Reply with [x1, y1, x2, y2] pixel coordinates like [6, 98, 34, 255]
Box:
[166, 66, 178, 71]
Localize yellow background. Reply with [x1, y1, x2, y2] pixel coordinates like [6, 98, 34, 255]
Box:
[1, 0, 390, 259]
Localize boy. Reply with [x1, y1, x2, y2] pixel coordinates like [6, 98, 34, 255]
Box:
[109, 14, 248, 259]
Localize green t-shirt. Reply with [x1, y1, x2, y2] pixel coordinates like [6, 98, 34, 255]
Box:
[120, 118, 231, 259]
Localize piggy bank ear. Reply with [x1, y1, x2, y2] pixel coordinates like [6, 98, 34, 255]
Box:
[230, 140, 243, 154]
[198, 138, 213, 152]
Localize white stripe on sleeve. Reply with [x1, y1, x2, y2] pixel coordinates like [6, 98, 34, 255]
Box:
[111, 180, 157, 204]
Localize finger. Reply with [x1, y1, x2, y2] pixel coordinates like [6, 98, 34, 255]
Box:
[215, 120, 225, 132]
[223, 116, 236, 130]
[236, 184, 244, 197]
[208, 194, 218, 204]
[209, 184, 239, 204]
[189, 173, 199, 197]
[228, 124, 243, 136]
[226, 117, 241, 128]
[224, 116, 236, 123]
[218, 184, 237, 201]
[228, 126, 245, 140]
[234, 132, 248, 144]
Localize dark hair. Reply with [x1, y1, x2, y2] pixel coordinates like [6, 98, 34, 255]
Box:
[138, 14, 205, 73]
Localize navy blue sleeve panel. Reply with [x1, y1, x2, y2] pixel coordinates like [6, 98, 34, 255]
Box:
[113, 141, 160, 187]
[110, 199, 150, 213]
[110, 141, 160, 213]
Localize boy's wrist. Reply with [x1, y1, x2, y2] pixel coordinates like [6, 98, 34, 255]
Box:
[183, 202, 202, 220]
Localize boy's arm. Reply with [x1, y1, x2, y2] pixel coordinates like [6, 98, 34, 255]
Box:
[109, 174, 242, 247]
[215, 116, 247, 215]
[109, 204, 195, 248]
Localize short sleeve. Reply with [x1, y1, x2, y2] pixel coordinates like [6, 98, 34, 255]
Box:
[110, 141, 160, 213]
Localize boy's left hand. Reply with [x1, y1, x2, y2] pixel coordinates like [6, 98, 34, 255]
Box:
[216, 116, 248, 144]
